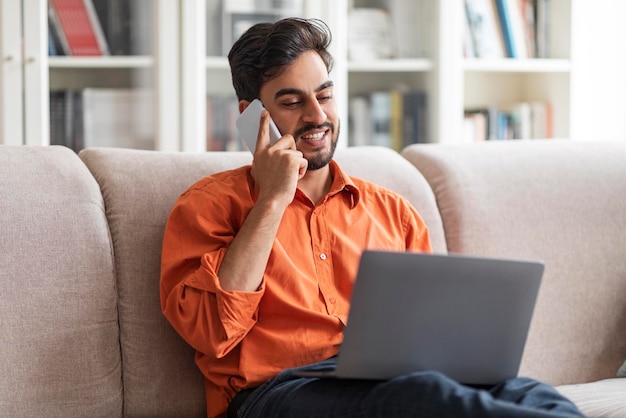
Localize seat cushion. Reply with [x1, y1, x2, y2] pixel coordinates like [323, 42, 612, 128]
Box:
[0, 146, 122, 417]
[557, 379, 626, 418]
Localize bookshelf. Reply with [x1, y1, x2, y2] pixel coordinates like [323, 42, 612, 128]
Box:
[1, 0, 625, 150]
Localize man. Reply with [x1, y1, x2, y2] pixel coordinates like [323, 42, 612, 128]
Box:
[160, 18, 583, 418]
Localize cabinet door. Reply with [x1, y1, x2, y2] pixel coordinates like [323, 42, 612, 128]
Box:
[24, 0, 50, 146]
[0, 0, 25, 145]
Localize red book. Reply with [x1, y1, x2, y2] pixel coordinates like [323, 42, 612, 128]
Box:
[50, 0, 109, 56]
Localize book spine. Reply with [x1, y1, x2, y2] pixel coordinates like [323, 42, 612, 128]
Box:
[83, 0, 110, 55]
[390, 90, 404, 152]
[91, 0, 132, 55]
[349, 96, 370, 147]
[369, 92, 393, 148]
[505, 0, 528, 58]
[494, 0, 516, 57]
[48, 3, 71, 55]
[51, 0, 104, 56]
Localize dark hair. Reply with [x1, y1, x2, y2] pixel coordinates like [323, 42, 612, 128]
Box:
[228, 18, 333, 101]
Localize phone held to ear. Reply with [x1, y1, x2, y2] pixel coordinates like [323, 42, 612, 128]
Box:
[235, 99, 282, 153]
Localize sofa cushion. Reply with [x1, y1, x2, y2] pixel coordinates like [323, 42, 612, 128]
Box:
[557, 379, 626, 418]
[402, 140, 626, 386]
[79, 145, 445, 417]
[0, 146, 122, 417]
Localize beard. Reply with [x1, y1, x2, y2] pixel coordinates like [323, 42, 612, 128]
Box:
[296, 121, 340, 171]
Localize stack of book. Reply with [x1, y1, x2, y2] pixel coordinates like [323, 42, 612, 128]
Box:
[49, 88, 155, 151]
[48, 0, 151, 56]
[349, 89, 428, 151]
[464, 0, 550, 59]
[463, 102, 553, 142]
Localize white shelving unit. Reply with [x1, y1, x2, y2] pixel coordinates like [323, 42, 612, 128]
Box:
[1, 0, 625, 150]
[1, 0, 49, 146]
[1, 0, 181, 151]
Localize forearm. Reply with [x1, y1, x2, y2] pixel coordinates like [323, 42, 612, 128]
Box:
[217, 197, 286, 292]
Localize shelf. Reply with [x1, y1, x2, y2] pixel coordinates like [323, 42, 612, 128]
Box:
[348, 58, 433, 73]
[463, 58, 571, 73]
[205, 56, 230, 70]
[48, 56, 153, 69]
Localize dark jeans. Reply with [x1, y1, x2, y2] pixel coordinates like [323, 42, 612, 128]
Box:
[231, 358, 584, 418]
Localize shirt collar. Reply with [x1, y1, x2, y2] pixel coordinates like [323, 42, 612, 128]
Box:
[327, 160, 360, 208]
[248, 160, 361, 208]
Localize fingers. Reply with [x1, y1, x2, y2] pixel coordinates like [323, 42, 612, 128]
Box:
[251, 111, 305, 180]
[254, 110, 272, 154]
[256, 111, 299, 153]
[298, 157, 308, 180]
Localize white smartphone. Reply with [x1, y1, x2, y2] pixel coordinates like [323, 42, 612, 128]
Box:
[235, 99, 282, 153]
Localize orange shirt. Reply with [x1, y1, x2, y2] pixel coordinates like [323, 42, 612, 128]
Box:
[160, 160, 432, 418]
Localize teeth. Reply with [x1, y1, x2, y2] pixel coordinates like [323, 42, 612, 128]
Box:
[302, 132, 325, 140]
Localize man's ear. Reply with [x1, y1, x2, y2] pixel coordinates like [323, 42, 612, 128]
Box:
[239, 100, 251, 114]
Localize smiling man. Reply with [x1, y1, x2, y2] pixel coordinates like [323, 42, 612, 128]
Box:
[159, 18, 583, 418]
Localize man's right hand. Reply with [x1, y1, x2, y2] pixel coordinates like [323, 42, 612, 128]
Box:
[250, 110, 308, 210]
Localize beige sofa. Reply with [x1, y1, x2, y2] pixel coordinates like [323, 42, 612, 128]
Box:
[1, 140, 624, 417]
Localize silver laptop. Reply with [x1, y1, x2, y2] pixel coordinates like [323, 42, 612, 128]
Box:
[295, 250, 543, 385]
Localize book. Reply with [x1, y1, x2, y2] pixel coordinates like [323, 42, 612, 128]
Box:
[49, 90, 83, 151]
[369, 92, 393, 148]
[48, 2, 70, 55]
[349, 96, 371, 147]
[48, 27, 58, 56]
[463, 109, 488, 142]
[49, 91, 66, 147]
[390, 90, 404, 151]
[535, 0, 550, 58]
[127, 0, 153, 55]
[464, 0, 506, 58]
[48, 3, 69, 57]
[530, 101, 553, 139]
[494, 0, 516, 57]
[520, 0, 537, 58]
[505, 0, 529, 58]
[50, 0, 109, 56]
[403, 90, 428, 146]
[511, 102, 532, 139]
[82, 89, 154, 149]
[91, 0, 131, 55]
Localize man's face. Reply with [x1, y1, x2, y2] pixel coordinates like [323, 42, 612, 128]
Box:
[259, 51, 339, 170]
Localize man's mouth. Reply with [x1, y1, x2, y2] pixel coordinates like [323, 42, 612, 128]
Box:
[296, 123, 334, 144]
[301, 131, 326, 141]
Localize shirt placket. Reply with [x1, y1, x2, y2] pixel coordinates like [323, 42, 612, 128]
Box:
[310, 205, 339, 317]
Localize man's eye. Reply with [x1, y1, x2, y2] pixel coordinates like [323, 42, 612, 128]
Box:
[318, 95, 332, 103]
[284, 101, 300, 108]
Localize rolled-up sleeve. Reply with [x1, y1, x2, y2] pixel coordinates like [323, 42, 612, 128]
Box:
[160, 184, 264, 358]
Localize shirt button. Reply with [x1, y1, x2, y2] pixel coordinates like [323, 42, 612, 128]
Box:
[329, 297, 336, 304]
[319, 253, 327, 260]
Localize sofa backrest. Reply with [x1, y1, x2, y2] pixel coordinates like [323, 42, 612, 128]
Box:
[0, 146, 122, 417]
[402, 140, 626, 386]
[79, 145, 445, 417]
